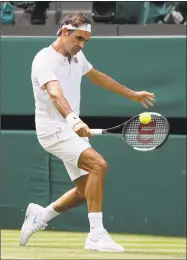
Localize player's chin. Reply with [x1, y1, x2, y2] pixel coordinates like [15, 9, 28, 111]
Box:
[72, 49, 80, 55]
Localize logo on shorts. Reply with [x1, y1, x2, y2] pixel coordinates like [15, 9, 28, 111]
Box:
[74, 57, 78, 63]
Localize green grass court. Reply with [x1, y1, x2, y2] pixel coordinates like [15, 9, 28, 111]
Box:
[2, 229, 186, 259]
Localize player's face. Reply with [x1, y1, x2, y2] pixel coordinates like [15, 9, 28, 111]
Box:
[64, 30, 91, 55]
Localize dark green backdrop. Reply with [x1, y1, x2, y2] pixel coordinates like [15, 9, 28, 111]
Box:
[1, 131, 186, 236]
[1, 37, 186, 116]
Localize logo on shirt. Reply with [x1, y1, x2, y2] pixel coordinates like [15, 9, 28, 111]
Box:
[74, 57, 78, 63]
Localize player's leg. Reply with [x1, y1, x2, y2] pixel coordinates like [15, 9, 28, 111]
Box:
[51, 175, 88, 212]
[43, 147, 106, 215]
[19, 179, 88, 246]
[49, 186, 86, 212]
[20, 134, 124, 251]
[46, 142, 124, 251]
[41, 175, 88, 223]
[42, 142, 125, 252]
[19, 134, 90, 246]
[76, 148, 125, 252]
[78, 147, 106, 213]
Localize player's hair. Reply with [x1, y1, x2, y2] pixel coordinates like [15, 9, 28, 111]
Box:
[61, 12, 91, 27]
[57, 12, 91, 36]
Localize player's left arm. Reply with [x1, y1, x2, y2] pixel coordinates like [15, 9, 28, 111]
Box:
[86, 68, 155, 108]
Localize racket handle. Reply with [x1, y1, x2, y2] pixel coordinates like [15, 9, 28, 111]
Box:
[89, 129, 103, 135]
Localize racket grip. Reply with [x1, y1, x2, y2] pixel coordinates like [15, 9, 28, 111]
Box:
[89, 129, 103, 135]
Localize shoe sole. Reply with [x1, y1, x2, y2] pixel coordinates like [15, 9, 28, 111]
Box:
[19, 203, 34, 246]
[84, 244, 125, 252]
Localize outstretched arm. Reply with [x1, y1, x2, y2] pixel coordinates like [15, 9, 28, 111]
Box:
[86, 68, 155, 108]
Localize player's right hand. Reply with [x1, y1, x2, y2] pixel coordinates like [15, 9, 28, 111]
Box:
[73, 121, 91, 137]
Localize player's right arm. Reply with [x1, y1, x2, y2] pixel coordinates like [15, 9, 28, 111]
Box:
[45, 80, 72, 118]
[44, 80, 90, 137]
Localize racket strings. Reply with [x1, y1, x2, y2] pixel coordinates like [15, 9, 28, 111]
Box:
[123, 115, 169, 149]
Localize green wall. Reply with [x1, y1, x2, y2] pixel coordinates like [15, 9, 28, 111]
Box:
[1, 37, 186, 116]
[1, 131, 186, 237]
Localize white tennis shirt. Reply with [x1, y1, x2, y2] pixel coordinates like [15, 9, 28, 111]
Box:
[31, 45, 93, 139]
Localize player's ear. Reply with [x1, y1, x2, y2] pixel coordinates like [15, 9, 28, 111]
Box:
[61, 27, 69, 37]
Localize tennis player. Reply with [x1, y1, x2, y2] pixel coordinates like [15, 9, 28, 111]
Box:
[20, 13, 155, 252]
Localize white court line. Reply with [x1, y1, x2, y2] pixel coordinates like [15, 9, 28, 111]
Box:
[1, 257, 43, 260]
[1, 256, 184, 260]
[2, 242, 186, 248]
[1, 35, 186, 39]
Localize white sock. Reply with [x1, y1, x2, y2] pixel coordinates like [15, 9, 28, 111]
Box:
[41, 203, 60, 223]
[88, 212, 104, 232]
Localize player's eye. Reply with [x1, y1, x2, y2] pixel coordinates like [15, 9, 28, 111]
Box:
[76, 36, 87, 42]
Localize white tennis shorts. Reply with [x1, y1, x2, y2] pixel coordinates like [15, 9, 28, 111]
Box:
[38, 132, 91, 181]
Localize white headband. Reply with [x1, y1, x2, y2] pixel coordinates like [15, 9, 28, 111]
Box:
[61, 23, 91, 33]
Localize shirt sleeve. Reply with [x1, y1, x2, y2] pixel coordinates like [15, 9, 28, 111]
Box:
[80, 51, 93, 76]
[32, 58, 58, 88]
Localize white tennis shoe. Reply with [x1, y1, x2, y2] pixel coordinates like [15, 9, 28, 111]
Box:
[85, 229, 125, 252]
[20, 203, 47, 246]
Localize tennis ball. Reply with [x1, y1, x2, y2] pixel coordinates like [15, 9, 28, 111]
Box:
[139, 112, 152, 125]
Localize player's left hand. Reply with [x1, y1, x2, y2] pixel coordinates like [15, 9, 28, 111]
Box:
[130, 91, 155, 108]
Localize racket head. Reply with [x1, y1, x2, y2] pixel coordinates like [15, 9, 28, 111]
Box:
[122, 112, 170, 151]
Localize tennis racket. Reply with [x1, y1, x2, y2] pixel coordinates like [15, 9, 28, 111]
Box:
[89, 112, 170, 152]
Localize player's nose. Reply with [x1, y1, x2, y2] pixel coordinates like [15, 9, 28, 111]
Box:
[79, 41, 84, 49]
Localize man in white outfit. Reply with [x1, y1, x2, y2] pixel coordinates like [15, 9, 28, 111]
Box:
[20, 13, 155, 252]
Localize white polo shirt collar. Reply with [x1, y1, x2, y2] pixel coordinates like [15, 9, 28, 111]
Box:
[49, 45, 74, 64]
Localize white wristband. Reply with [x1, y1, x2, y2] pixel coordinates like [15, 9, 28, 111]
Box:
[66, 112, 82, 128]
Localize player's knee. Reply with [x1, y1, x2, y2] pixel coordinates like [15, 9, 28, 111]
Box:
[99, 158, 108, 173]
[78, 148, 107, 175]
[93, 157, 108, 175]
[76, 187, 86, 200]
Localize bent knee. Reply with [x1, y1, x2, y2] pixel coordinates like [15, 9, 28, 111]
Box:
[78, 148, 107, 174]
[76, 188, 86, 200]
[90, 156, 108, 176]
[96, 158, 108, 173]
